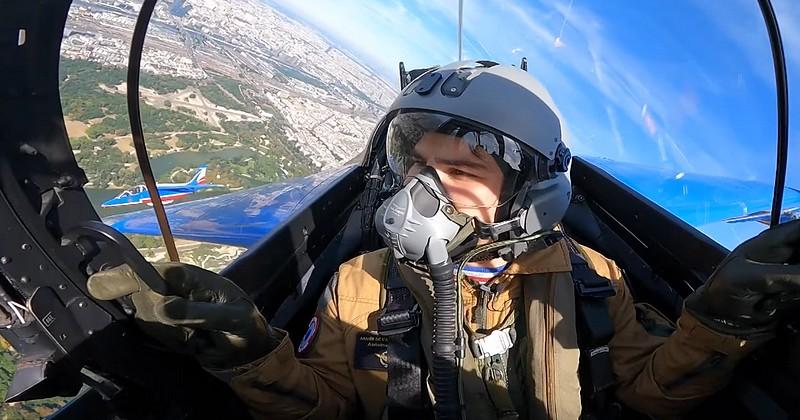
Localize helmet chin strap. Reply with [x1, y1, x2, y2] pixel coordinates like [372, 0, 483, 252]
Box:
[474, 216, 524, 241]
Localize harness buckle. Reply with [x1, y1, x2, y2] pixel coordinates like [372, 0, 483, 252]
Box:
[377, 304, 420, 336]
[575, 281, 616, 298]
[473, 328, 514, 360]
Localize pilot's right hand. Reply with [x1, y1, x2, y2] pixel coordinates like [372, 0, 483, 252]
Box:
[87, 262, 280, 369]
[685, 219, 800, 337]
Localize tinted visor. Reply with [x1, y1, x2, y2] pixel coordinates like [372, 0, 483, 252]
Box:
[386, 112, 528, 210]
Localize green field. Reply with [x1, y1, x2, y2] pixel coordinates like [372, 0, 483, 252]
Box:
[60, 58, 314, 190]
[1, 345, 70, 419]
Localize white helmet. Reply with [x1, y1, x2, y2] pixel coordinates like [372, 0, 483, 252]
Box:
[377, 60, 572, 241]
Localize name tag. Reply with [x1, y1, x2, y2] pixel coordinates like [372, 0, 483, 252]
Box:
[353, 332, 389, 371]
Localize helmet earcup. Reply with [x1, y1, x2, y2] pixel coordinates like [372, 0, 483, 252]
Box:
[520, 174, 571, 235]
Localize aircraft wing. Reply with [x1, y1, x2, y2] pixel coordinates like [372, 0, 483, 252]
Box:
[583, 157, 800, 249]
[104, 165, 356, 248]
[106, 157, 800, 251]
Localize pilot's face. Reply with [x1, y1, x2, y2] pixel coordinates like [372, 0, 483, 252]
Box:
[407, 132, 504, 223]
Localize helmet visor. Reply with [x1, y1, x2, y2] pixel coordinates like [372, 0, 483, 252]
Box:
[386, 112, 526, 211]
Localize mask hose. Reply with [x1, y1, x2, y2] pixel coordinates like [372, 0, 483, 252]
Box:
[427, 244, 461, 420]
[375, 168, 471, 419]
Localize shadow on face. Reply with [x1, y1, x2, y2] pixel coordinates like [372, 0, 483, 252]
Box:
[406, 132, 505, 223]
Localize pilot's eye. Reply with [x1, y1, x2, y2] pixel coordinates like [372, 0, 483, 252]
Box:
[448, 168, 474, 178]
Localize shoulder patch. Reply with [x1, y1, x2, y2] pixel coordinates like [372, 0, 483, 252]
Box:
[297, 315, 320, 354]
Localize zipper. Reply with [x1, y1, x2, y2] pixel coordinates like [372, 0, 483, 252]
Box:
[474, 283, 495, 331]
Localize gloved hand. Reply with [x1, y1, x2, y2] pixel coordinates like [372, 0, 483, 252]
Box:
[685, 219, 800, 336]
[88, 262, 281, 369]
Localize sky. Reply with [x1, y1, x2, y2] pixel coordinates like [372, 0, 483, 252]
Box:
[275, 0, 798, 182]
[273, 0, 799, 247]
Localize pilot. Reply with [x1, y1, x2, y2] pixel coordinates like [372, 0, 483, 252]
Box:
[87, 61, 800, 419]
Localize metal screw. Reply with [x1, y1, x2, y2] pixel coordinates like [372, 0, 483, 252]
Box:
[20, 276, 29, 283]
[21, 243, 31, 251]
[0, 257, 10, 264]
[443, 205, 454, 215]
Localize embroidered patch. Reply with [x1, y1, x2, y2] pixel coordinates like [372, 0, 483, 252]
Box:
[297, 315, 320, 354]
[354, 332, 389, 371]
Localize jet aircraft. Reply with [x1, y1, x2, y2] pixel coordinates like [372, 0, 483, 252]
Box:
[100, 165, 219, 208]
[0, 0, 797, 419]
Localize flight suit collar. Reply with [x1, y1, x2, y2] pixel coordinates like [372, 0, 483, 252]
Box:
[504, 238, 572, 275]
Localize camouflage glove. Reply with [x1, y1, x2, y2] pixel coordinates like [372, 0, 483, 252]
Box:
[685, 219, 800, 337]
[87, 262, 281, 369]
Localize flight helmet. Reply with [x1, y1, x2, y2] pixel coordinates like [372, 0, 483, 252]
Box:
[378, 60, 572, 248]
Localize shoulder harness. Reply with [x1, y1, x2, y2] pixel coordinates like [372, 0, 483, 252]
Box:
[377, 240, 620, 420]
[566, 240, 621, 420]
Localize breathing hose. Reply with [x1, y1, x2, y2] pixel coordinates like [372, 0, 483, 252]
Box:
[429, 257, 461, 420]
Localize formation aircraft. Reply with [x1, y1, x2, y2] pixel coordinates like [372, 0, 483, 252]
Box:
[100, 165, 219, 208]
[0, 0, 797, 419]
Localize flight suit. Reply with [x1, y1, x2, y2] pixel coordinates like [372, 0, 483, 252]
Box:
[225, 240, 767, 419]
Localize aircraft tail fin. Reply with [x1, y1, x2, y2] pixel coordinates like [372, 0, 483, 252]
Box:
[186, 165, 208, 186]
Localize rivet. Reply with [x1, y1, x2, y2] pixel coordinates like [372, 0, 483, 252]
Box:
[21, 243, 31, 251]
[78, 301, 86, 308]
[58, 284, 67, 290]
[87, 329, 94, 335]
[0, 257, 10, 264]
[38, 264, 46, 271]
[59, 333, 67, 340]
[450, 87, 457, 92]
[386, 218, 395, 225]
[20, 276, 29, 283]
[124, 307, 134, 315]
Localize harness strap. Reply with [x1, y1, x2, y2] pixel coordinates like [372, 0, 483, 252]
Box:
[378, 257, 429, 419]
[568, 244, 620, 420]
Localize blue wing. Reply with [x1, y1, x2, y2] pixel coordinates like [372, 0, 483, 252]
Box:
[584, 157, 800, 249]
[104, 165, 356, 248]
[106, 158, 800, 251]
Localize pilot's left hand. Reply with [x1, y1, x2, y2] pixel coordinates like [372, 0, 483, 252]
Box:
[685, 219, 800, 337]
